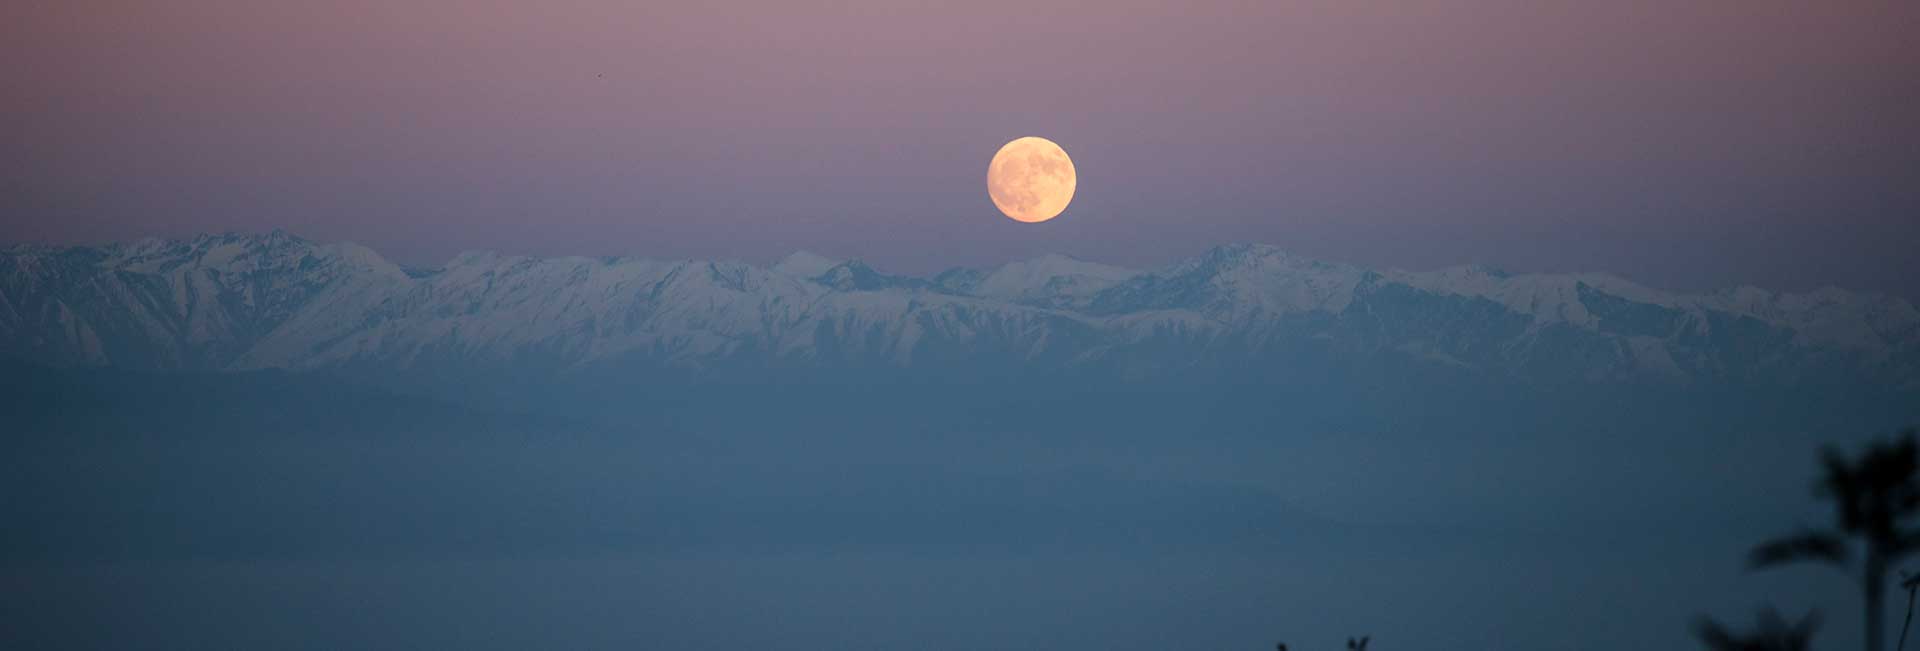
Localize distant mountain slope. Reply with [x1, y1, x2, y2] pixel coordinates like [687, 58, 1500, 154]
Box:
[3, 231, 1914, 388]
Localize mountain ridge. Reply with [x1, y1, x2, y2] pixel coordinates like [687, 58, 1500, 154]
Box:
[3, 231, 1914, 389]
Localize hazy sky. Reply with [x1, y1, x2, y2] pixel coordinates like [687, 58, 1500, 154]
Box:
[4, 1, 1916, 296]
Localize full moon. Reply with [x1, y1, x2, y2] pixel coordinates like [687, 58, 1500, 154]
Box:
[987, 137, 1076, 223]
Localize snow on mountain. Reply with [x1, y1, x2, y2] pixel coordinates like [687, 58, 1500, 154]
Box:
[1, 230, 412, 369]
[1086, 244, 1370, 320]
[1389, 264, 1918, 359]
[810, 260, 932, 293]
[971, 254, 1134, 309]
[2, 232, 1915, 387]
[253, 252, 824, 371]
[772, 251, 841, 278]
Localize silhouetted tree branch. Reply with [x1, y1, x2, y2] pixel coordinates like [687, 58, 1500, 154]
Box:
[1899, 572, 1920, 651]
[1695, 607, 1820, 651]
[1754, 429, 1920, 651]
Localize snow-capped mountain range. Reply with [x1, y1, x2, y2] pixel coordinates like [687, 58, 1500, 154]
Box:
[3, 231, 1915, 388]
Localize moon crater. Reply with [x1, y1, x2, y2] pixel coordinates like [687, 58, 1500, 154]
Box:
[987, 137, 1076, 223]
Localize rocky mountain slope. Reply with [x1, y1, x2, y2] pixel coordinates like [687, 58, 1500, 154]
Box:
[3, 231, 1915, 388]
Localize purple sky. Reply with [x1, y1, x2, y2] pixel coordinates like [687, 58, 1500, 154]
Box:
[5, 1, 1917, 296]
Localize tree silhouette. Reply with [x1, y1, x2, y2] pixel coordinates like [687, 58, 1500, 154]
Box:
[1694, 607, 1820, 651]
[1752, 429, 1920, 651]
[1272, 636, 1367, 650]
[1899, 573, 1920, 651]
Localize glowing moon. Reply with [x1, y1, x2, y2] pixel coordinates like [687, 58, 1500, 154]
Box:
[987, 136, 1076, 223]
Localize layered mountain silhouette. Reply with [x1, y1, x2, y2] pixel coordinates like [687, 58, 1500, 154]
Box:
[2, 231, 1915, 390]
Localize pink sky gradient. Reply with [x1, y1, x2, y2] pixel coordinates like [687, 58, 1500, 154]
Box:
[4, 1, 1916, 295]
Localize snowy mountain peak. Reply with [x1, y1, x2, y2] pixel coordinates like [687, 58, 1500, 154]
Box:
[931, 267, 987, 294]
[813, 260, 926, 292]
[971, 253, 1136, 308]
[446, 249, 515, 269]
[1198, 242, 1314, 266]
[773, 251, 841, 278]
[990, 253, 1132, 280]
